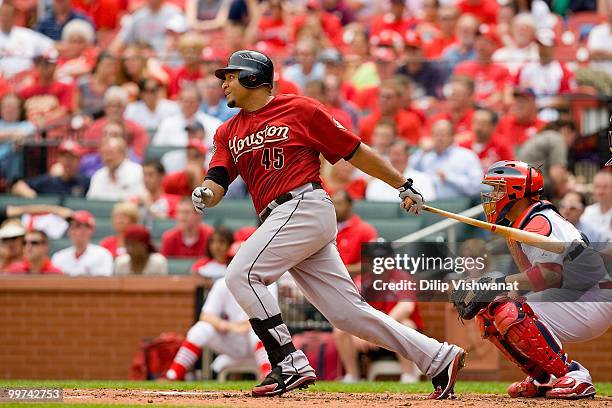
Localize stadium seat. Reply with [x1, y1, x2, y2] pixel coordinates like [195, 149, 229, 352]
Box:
[152, 219, 176, 240]
[145, 145, 181, 162]
[167, 258, 197, 275]
[92, 218, 115, 240]
[0, 195, 62, 207]
[62, 197, 118, 218]
[50, 238, 72, 255]
[354, 201, 399, 219]
[371, 218, 423, 241]
[205, 200, 257, 221]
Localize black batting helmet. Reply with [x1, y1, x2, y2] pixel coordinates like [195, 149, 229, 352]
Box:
[214, 50, 274, 89]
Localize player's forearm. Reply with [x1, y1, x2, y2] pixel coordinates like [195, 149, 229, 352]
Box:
[348, 144, 406, 189]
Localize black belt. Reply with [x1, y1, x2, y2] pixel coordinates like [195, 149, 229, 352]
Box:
[259, 182, 323, 222]
[564, 241, 587, 262]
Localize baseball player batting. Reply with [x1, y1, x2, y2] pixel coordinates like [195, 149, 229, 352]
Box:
[452, 160, 612, 399]
[191, 50, 465, 399]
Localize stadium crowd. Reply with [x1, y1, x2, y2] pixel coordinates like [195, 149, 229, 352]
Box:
[0, 0, 610, 383]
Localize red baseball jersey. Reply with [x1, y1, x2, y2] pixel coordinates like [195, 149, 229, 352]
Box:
[208, 94, 361, 214]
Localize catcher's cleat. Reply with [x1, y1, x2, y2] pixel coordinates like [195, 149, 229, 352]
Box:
[508, 376, 547, 398]
[428, 349, 466, 400]
[251, 366, 316, 397]
[545, 376, 596, 400]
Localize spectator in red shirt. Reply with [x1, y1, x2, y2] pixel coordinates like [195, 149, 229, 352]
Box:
[163, 138, 207, 196]
[255, 0, 291, 54]
[322, 72, 360, 131]
[131, 159, 181, 219]
[456, 0, 498, 25]
[168, 32, 205, 98]
[322, 159, 367, 200]
[19, 49, 75, 126]
[292, 0, 343, 46]
[459, 108, 513, 169]
[56, 19, 98, 80]
[370, 0, 415, 39]
[81, 86, 149, 159]
[7, 229, 62, 274]
[359, 78, 421, 145]
[99, 202, 141, 258]
[332, 190, 377, 274]
[423, 5, 458, 58]
[161, 197, 213, 258]
[426, 75, 475, 138]
[454, 24, 512, 110]
[351, 46, 401, 112]
[497, 87, 546, 147]
[191, 226, 234, 280]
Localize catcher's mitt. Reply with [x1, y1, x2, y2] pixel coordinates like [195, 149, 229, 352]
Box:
[450, 276, 505, 320]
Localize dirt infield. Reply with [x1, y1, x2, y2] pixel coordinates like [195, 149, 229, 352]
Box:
[62, 388, 612, 407]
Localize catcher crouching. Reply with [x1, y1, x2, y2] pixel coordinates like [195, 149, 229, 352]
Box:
[451, 160, 612, 399]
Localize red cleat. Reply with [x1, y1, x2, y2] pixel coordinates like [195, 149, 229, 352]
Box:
[545, 376, 596, 400]
[507, 376, 546, 398]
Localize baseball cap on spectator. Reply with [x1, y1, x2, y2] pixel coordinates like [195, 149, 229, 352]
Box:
[187, 138, 207, 155]
[70, 210, 96, 229]
[58, 140, 85, 157]
[476, 24, 502, 48]
[513, 87, 536, 99]
[319, 48, 343, 64]
[0, 222, 26, 240]
[124, 224, 156, 253]
[404, 31, 423, 49]
[536, 29, 556, 47]
[165, 14, 189, 34]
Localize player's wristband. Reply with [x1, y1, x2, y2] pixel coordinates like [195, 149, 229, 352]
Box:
[398, 179, 415, 193]
[205, 166, 230, 194]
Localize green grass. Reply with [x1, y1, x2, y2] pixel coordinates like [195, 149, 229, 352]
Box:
[1, 380, 611, 396]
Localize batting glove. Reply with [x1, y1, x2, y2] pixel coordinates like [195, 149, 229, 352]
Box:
[192, 186, 213, 214]
[398, 179, 424, 215]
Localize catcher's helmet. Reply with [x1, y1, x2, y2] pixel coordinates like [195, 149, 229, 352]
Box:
[481, 160, 544, 224]
[214, 50, 274, 89]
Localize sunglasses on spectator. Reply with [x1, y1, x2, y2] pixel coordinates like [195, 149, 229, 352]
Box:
[142, 87, 159, 93]
[25, 240, 45, 246]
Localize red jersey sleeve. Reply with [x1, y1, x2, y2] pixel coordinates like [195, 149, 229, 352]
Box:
[305, 105, 361, 164]
[207, 126, 239, 184]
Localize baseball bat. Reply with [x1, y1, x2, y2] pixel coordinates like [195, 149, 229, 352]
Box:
[422, 205, 566, 254]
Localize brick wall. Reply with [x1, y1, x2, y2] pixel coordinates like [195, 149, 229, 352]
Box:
[0, 276, 206, 380]
[1, 277, 611, 381]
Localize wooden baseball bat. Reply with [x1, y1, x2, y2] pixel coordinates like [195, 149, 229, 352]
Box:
[423, 205, 566, 254]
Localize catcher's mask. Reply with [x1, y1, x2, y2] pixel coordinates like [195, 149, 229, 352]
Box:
[481, 160, 544, 224]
